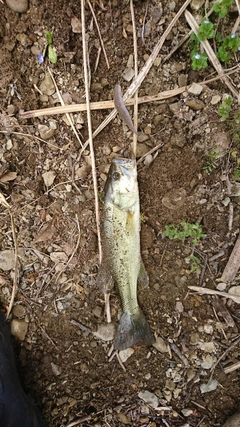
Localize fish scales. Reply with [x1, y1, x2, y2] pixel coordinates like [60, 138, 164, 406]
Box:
[100, 158, 155, 350]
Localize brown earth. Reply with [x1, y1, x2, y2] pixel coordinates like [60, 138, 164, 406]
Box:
[0, 0, 240, 426]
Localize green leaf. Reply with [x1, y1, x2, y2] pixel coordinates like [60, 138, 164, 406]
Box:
[48, 45, 58, 64]
[198, 20, 215, 41]
[46, 30, 53, 45]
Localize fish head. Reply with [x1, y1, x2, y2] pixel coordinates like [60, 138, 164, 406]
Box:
[105, 158, 138, 210]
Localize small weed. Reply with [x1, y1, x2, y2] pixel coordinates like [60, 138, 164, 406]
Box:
[163, 222, 206, 245]
[187, 255, 201, 273]
[203, 147, 219, 174]
[190, 0, 240, 70]
[231, 151, 240, 179]
[218, 97, 232, 121]
[38, 31, 58, 64]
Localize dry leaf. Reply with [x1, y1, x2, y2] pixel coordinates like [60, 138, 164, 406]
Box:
[0, 171, 17, 183]
[50, 252, 68, 263]
[35, 219, 56, 243]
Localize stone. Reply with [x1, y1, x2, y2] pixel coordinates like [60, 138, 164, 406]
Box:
[200, 379, 218, 393]
[38, 124, 56, 140]
[138, 390, 159, 409]
[119, 347, 134, 363]
[188, 83, 203, 96]
[211, 95, 221, 105]
[6, 0, 28, 13]
[186, 98, 205, 110]
[92, 323, 116, 342]
[42, 171, 56, 187]
[11, 319, 28, 341]
[0, 250, 15, 271]
[39, 72, 55, 96]
[153, 336, 169, 353]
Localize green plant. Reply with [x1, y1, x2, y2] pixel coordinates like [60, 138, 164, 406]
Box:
[231, 151, 240, 179]
[163, 222, 206, 245]
[213, 0, 234, 18]
[41, 31, 58, 64]
[187, 255, 201, 273]
[218, 96, 232, 121]
[203, 147, 219, 174]
[190, 0, 240, 70]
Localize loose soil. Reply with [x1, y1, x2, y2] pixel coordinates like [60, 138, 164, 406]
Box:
[0, 1, 240, 426]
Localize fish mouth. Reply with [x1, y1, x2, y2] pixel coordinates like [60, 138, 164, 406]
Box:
[112, 158, 136, 182]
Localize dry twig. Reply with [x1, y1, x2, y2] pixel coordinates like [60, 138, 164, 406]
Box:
[0, 194, 18, 318]
[130, 0, 138, 157]
[20, 66, 239, 120]
[81, 0, 102, 265]
[47, 67, 82, 147]
[87, 0, 109, 69]
[189, 285, 240, 304]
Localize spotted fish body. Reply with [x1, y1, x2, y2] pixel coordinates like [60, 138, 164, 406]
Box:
[101, 158, 155, 351]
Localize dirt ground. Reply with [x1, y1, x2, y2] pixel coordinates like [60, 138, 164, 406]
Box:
[0, 0, 240, 426]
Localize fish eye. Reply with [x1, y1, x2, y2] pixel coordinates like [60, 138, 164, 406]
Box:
[112, 172, 120, 181]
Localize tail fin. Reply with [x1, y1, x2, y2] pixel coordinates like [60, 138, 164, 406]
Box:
[114, 309, 155, 351]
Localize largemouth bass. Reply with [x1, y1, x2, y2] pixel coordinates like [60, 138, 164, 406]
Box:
[100, 157, 155, 351]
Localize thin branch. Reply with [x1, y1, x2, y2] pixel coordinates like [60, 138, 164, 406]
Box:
[87, 0, 110, 69]
[188, 285, 240, 304]
[47, 67, 82, 147]
[130, 0, 138, 157]
[81, 0, 102, 263]
[20, 65, 239, 119]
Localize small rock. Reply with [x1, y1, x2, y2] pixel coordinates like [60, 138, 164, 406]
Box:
[211, 95, 221, 105]
[153, 336, 169, 353]
[222, 413, 240, 427]
[40, 72, 55, 96]
[119, 347, 134, 363]
[200, 342, 216, 353]
[11, 319, 28, 341]
[169, 102, 181, 114]
[92, 306, 102, 318]
[138, 390, 159, 409]
[190, 0, 205, 10]
[0, 250, 15, 271]
[162, 188, 187, 210]
[16, 33, 32, 47]
[6, 0, 28, 13]
[51, 362, 62, 376]
[188, 83, 203, 96]
[38, 124, 56, 140]
[186, 98, 205, 110]
[182, 408, 193, 417]
[122, 67, 135, 82]
[216, 282, 227, 291]
[178, 74, 188, 87]
[116, 413, 130, 425]
[12, 305, 26, 319]
[42, 171, 56, 187]
[7, 104, 16, 115]
[200, 379, 218, 393]
[151, 6, 163, 24]
[169, 1, 176, 11]
[190, 332, 200, 345]
[200, 354, 215, 369]
[92, 323, 116, 342]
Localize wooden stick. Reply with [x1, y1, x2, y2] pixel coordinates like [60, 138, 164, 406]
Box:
[189, 286, 240, 303]
[20, 66, 239, 119]
[81, 0, 102, 265]
[130, 0, 138, 157]
[87, 0, 110, 69]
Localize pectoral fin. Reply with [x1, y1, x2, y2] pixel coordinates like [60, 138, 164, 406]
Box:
[138, 258, 149, 287]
